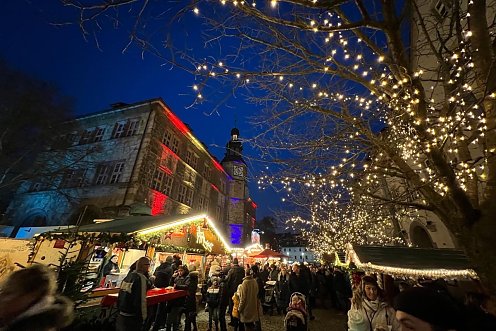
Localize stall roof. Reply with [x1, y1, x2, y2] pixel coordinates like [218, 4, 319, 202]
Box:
[75, 213, 232, 252]
[348, 245, 477, 279]
[77, 214, 198, 234]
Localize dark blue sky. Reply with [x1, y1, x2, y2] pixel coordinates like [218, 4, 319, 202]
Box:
[0, 0, 280, 219]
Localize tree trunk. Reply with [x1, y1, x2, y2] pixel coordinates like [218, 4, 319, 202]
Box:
[456, 205, 496, 296]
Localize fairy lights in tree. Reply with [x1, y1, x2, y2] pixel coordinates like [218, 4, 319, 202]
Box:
[61, 0, 496, 290]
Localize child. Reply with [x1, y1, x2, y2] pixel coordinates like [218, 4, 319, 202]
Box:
[231, 284, 244, 331]
[206, 277, 221, 331]
[289, 294, 307, 316]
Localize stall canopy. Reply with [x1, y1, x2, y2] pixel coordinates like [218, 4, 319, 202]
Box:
[347, 245, 477, 279]
[75, 213, 232, 254]
[250, 248, 288, 259]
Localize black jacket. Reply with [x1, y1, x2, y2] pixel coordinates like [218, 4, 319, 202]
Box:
[289, 272, 309, 296]
[184, 271, 199, 312]
[154, 261, 173, 288]
[117, 271, 152, 320]
[226, 264, 245, 295]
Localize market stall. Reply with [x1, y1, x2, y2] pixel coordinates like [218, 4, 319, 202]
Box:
[346, 244, 478, 280]
[31, 213, 233, 294]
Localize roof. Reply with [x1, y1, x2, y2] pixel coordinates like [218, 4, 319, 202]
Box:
[75, 213, 232, 253]
[77, 213, 193, 234]
[348, 245, 477, 279]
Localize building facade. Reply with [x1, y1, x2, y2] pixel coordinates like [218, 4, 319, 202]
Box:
[5, 99, 256, 244]
[281, 246, 317, 264]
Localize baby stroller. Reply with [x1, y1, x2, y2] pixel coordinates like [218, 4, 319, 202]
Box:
[284, 292, 308, 331]
[262, 280, 277, 315]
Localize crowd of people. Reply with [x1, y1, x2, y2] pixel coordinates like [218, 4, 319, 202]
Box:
[1, 256, 496, 331]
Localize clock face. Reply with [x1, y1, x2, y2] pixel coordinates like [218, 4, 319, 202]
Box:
[233, 165, 244, 177]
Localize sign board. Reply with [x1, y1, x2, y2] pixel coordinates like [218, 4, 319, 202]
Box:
[0, 238, 31, 281]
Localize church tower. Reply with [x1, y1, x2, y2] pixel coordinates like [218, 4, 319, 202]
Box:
[221, 128, 256, 245]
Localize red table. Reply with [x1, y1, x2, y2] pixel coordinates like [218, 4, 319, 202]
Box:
[101, 288, 187, 308]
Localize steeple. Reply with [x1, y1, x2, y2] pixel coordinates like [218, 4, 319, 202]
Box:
[221, 127, 245, 164]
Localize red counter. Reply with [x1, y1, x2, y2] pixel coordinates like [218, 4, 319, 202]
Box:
[101, 288, 187, 308]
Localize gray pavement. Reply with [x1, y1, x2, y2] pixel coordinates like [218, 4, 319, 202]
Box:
[193, 307, 347, 331]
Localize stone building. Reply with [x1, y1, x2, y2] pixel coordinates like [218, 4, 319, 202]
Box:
[5, 98, 256, 244]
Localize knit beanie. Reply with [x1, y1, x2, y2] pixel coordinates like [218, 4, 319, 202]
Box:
[393, 286, 462, 329]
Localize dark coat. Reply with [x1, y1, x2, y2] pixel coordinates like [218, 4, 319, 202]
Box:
[289, 272, 309, 296]
[2, 296, 74, 331]
[184, 271, 199, 313]
[225, 264, 245, 296]
[153, 261, 173, 288]
[102, 260, 120, 277]
[276, 272, 291, 308]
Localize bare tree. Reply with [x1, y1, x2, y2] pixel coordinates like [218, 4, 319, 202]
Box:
[54, 0, 496, 295]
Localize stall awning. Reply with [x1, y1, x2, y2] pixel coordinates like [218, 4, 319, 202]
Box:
[75, 213, 232, 254]
[347, 245, 477, 279]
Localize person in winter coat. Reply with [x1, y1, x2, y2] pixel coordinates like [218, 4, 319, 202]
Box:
[206, 277, 222, 331]
[231, 284, 244, 331]
[238, 269, 262, 331]
[184, 267, 199, 331]
[154, 256, 174, 288]
[218, 275, 230, 331]
[0, 264, 74, 331]
[275, 265, 291, 314]
[209, 258, 222, 278]
[166, 265, 189, 331]
[152, 256, 174, 330]
[117, 257, 154, 331]
[348, 275, 400, 331]
[102, 255, 120, 277]
[226, 258, 246, 324]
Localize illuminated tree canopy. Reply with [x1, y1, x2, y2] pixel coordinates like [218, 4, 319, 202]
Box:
[57, 0, 496, 294]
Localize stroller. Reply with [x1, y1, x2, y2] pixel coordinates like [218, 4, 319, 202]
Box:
[284, 292, 308, 331]
[262, 280, 277, 315]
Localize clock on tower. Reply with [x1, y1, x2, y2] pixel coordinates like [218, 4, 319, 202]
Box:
[233, 165, 244, 177]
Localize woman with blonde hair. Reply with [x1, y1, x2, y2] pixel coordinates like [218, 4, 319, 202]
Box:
[0, 264, 74, 331]
[348, 275, 400, 331]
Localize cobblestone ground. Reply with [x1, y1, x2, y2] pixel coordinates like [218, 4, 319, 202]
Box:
[193, 306, 347, 331]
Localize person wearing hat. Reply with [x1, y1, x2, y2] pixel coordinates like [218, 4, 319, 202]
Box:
[393, 286, 464, 331]
[348, 275, 400, 331]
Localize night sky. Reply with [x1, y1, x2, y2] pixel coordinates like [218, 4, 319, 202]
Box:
[0, 1, 280, 220]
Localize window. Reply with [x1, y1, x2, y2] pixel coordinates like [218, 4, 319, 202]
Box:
[112, 121, 126, 138]
[216, 206, 222, 222]
[162, 130, 173, 146]
[151, 169, 173, 196]
[79, 129, 93, 145]
[95, 164, 109, 185]
[161, 130, 180, 154]
[198, 195, 208, 211]
[94, 161, 125, 185]
[185, 150, 198, 168]
[178, 184, 193, 206]
[163, 175, 173, 196]
[60, 169, 87, 188]
[433, 0, 449, 18]
[94, 127, 106, 142]
[202, 163, 211, 180]
[160, 150, 177, 173]
[151, 169, 166, 192]
[183, 167, 196, 186]
[110, 162, 125, 183]
[126, 119, 139, 136]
